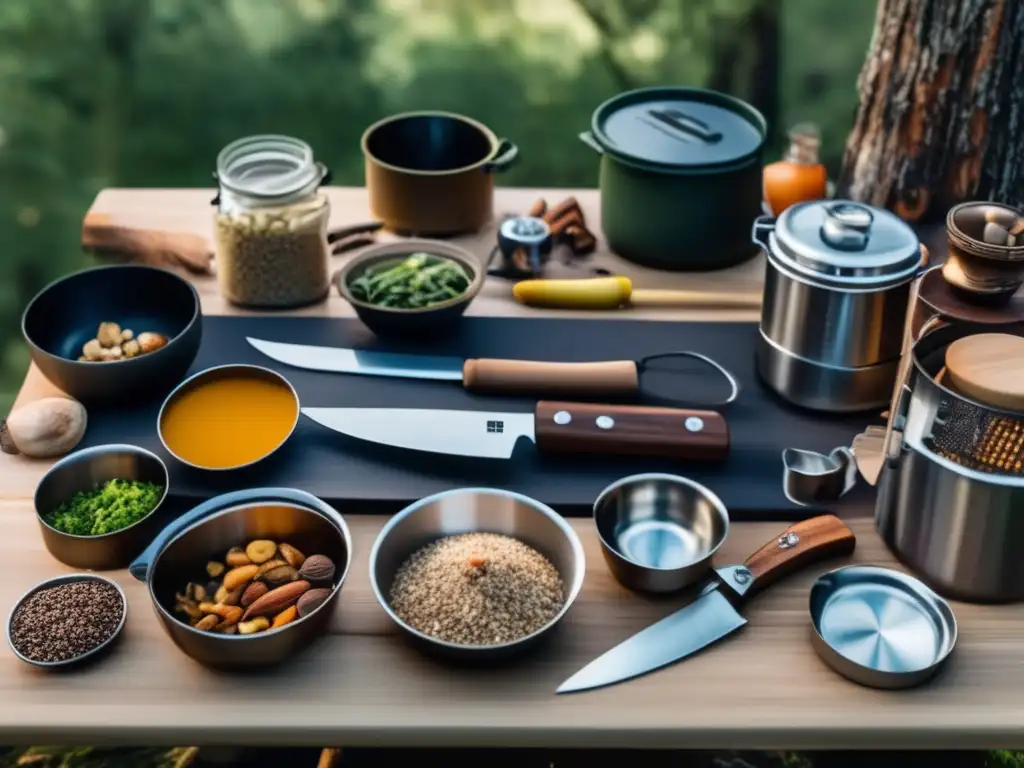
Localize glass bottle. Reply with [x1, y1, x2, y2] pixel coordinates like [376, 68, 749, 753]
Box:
[763, 123, 828, 216]
[212, 135, 331, 308]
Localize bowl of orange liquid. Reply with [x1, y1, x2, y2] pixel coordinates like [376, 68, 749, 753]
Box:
[157, 364, 300, 472]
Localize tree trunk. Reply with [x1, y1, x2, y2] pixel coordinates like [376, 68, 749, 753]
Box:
[838, 0, 1024, 222]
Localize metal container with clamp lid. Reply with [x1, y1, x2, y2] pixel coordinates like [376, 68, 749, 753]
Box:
[752, 200, 925, 413]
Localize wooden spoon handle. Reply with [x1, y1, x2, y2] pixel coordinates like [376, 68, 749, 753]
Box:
[629, 289, 762, 309]
[742, 515, 856, 599]
[462, 359, 640, 397]
[532, 401, 729, 461]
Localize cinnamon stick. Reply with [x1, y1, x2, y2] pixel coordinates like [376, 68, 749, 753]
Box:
[543, 196, 583, 226]
[548, 209, 584, 236]
[564, 225, 597, 255]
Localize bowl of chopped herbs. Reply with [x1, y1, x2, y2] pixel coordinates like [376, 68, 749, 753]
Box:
[335, 239, 484, 338]
[34, 443, 169, 570]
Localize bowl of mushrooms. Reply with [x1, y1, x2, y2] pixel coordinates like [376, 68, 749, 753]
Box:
[21, 265, 202, 405]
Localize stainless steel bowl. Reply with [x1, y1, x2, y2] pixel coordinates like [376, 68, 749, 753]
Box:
[810, 565, 957, 689]
[7, 573, 127, 669]
[157, 364, 300, 472]
[129, 488, 351, 669]
[369, 488, 585, 661]
[35, 444, 170, 570]
[593, 473, 729, 593]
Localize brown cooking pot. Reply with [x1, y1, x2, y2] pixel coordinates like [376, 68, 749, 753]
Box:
[361, 111, 518, 236]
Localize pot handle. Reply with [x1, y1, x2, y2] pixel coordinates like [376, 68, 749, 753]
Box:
[128, 487, 350, 583]
[578, 131, 603, 155]
[483, 140, 519, 173]
[752, 216, 777, 252]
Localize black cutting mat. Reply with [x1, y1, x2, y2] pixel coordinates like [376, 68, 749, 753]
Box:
[77, 315, 876, 519]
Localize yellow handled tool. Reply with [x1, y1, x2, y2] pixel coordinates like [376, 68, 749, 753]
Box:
[512, 276, 761, 310]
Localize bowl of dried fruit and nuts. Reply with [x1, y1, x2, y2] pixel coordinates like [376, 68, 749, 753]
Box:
[129, 487, 351, 669]
[21, 264, 201, 405]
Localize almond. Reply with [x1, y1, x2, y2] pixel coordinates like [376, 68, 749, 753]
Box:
[278, 543, 305, 569]
[240, 581, 269, 607]
[242, 580, 310, 620]
[296, 587, 332, 618]
[297, 554, 335, 584]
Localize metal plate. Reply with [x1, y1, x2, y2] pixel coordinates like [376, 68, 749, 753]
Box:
[809, 565, 957, 689]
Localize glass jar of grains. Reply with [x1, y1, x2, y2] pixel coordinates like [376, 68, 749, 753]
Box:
[212, 135, 331, 308]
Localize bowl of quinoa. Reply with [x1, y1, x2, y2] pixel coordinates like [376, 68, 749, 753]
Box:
[369, 488, 586, 661]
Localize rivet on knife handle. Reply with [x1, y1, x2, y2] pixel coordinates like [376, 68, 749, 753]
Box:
[532, 401, 729, 461]
[462, 359, 640, 397]
[739, 515, 856, 599]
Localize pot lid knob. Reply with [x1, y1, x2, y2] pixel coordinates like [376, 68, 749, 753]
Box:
[820, 202, 874, 251]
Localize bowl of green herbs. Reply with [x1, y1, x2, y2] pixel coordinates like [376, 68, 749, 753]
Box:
[34, 444, 169, 570]
[335, 239, 485, 338]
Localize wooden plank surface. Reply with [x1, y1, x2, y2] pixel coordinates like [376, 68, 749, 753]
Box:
[2, 186, 1021, 750]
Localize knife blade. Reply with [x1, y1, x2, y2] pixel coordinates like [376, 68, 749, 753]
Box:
[556, 515, 856, 694]
[302, 401, 730, 462]
[247, 337, 642, 398]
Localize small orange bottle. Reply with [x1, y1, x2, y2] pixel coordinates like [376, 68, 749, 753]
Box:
[763, 123, 828, 216]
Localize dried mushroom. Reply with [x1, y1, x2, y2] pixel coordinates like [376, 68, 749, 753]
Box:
[79, 322, 168, 363]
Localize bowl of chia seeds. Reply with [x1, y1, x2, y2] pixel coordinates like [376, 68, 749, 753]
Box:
[6, 573, 127, 669]
[369, 487, 586, 662]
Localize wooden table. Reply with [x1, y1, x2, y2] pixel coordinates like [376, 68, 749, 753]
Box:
[2, 187, 1022, 751]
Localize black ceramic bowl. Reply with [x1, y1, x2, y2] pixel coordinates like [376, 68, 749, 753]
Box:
[335, 239, 484, 339]
[22, 265, 202, 404]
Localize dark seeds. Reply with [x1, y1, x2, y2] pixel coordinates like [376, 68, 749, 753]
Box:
[10, 580, 123, 663]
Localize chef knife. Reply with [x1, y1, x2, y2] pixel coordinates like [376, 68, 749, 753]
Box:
[301, 401, 729, 461]
[247, 337, 738, 405]
[556, 514, 856, 694]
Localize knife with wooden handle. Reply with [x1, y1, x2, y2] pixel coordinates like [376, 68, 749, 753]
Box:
[301, 400, 730, 462]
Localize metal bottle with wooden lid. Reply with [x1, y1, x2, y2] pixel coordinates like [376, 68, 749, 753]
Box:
[212, 135, 332, 308]
[751, 200, 924, 412]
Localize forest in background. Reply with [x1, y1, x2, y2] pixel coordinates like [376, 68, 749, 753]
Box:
[0, 0, 876, 412]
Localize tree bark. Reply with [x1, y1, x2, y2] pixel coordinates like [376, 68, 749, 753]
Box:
[839, 0, 1024, 222]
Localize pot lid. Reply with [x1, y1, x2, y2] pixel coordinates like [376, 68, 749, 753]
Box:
[591, 87, 766, 172]
[771, 200, 921, 286]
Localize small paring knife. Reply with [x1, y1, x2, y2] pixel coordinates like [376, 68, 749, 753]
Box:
[301, 401, 729, 462]
[556, 514, 856, 694]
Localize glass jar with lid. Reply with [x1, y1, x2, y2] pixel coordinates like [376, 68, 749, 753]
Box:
[212, 135, 331, 308]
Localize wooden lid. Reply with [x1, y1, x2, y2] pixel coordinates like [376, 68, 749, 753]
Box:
[945, 333, 1024, 410]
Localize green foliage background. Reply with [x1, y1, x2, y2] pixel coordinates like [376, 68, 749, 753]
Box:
[0, 0, 876, 413]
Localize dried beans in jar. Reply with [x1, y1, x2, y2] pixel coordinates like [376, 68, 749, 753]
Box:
[213, 135, 331, 308]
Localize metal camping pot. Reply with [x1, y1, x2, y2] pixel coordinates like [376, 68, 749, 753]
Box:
[751, 200, 924, 413]
[579, 87, 767, 271]
[875, 321, 1024, 603]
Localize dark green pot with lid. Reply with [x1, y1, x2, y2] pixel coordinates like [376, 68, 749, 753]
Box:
[580, 86, 768, 271]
